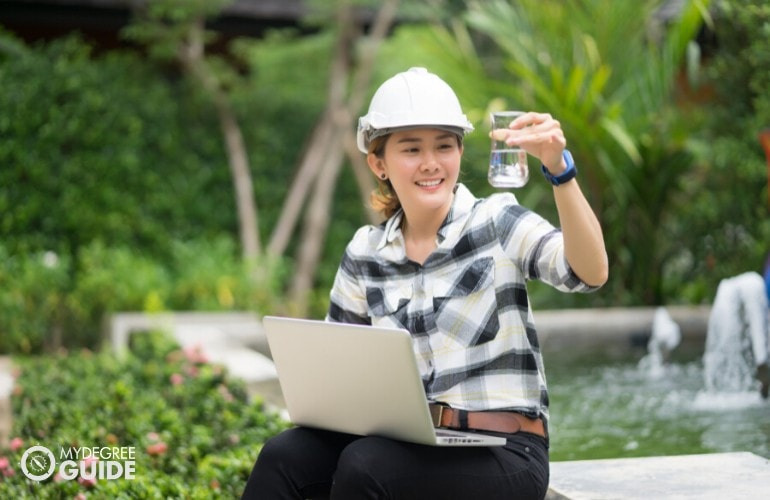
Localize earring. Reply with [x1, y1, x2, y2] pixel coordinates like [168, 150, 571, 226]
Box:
[380, 173, 387, 180]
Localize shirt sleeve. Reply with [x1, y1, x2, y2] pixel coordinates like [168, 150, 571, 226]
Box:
[326, 227, 373, 324]
[490, 193, 599, 293]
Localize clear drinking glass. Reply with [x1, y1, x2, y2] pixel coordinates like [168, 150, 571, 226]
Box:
[488, 111, 529, 188]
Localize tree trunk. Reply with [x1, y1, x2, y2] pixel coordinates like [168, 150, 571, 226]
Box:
[344, 122, 380, 225]
[180, 18, 261, 261]
[286, 0, 399, 316]
[267, 116, 336, 256]
[289, 129, 346, 309]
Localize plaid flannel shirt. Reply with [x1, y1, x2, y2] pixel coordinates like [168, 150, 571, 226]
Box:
[326, 184, 599, 421]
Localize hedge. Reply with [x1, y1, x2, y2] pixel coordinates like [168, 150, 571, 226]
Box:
[0, 331, 289, 497]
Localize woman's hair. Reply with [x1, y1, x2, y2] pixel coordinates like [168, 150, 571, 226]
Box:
[368, 135, 401, 219]
[367, 132, 463, 220]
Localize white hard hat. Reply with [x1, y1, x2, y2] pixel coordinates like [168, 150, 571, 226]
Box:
[356, 67, 474, 154]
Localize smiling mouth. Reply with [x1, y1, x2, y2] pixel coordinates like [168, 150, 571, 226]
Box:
[416, 179, 443, 187]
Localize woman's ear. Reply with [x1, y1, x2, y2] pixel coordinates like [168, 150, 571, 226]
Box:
[367, 153, 385, 179]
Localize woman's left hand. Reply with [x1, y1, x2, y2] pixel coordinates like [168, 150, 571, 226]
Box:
[490, 112, 566, 173]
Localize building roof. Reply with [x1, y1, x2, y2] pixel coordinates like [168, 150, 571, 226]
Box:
[2, 0, 307, 20]
[0, 0, 311, 47]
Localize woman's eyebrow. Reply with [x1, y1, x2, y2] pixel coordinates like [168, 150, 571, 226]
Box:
[396, 133, 454, 144]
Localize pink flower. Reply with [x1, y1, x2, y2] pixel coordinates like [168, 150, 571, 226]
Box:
[0, 457, 9, 470]
[78, 476, 96, 488]
[146, 442, 168, 456]
[9, 437, 23, 451]
[170, 373, 184, 386]
[2, 467, 15, 477]
[77, 456, 98, 488]
[74, 494, 87, 500]
[146, 431, 160, 442]
[183, 345, 208, 364]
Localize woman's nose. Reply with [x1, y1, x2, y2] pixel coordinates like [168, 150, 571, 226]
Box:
[420, 152, 440, 171]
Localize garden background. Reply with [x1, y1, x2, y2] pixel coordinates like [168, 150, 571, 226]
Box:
[1, 0, 769, 497]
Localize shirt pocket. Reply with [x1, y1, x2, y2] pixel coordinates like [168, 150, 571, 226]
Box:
[433, 257, 500, 346]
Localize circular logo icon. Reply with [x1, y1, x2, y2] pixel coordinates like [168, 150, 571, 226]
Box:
[20, 445, 56, 481]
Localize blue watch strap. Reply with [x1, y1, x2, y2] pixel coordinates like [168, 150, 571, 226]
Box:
[541, 150, 577, 186]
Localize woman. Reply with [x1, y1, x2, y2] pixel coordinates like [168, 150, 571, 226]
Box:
[242, 67, 608, 499]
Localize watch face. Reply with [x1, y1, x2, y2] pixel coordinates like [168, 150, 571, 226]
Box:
[21, 445, 56, 481]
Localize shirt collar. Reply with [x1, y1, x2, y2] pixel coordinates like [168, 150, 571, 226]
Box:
[437, 183, 476, 242]
[381, 209, 405, 249]
[377, 183, 477, 250]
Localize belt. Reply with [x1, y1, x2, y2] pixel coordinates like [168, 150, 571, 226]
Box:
[429, 404, 547, 438]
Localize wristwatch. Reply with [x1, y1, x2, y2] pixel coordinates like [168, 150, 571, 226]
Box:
[541, 149, 577, 186]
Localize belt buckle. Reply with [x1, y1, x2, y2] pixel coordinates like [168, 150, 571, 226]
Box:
[429, 404, 444, 428]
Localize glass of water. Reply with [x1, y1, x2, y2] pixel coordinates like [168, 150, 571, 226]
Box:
[488, 111, 529, 188]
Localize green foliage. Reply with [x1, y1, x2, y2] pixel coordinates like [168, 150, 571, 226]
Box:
[0, 248, 70, 353]
[465, 0, 711, 306]
[0, 33, 236, 260]
[121, 0, 235, 64]
[66, 241, 172, 348]
[233, 29, 370, 318]
[233, 29, 334, 243]
[662, 0, 770, 302]
[0, 31, 293, 352]
[0, 332, 289, 497]
[166, 237, 287, 312]
[0, 237, 287, 354]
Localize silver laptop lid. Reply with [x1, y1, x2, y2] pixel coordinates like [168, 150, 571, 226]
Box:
[263, 316, 442, 445]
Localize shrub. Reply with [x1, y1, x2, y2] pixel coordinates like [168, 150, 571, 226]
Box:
[0, 331, 289, 497]
[0, 32, 236, 260]
[0, 237, 288, 354]
[0, 247, 70, 353]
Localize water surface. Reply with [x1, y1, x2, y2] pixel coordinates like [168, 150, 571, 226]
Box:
[545, 348, 770, 462]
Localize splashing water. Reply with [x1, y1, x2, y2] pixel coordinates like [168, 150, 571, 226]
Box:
[703, 272, 769, 394]
[638, 307, 681, 379]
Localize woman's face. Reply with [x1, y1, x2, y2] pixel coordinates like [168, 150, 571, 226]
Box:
[369, 127, 463, 216]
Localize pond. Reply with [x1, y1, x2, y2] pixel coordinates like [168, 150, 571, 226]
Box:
[545, 346, 770, 462]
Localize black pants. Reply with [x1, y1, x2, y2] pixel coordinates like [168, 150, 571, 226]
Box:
[241, 427, 549, 500]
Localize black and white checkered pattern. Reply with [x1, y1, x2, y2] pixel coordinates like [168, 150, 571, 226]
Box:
[326, 184, 598, 421]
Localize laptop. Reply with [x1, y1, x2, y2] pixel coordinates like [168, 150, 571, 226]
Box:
[263, 316, 506, 447]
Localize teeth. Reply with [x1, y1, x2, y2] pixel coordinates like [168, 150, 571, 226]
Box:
[417, 180, 441, 187]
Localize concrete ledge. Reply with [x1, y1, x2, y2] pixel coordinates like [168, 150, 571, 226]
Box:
[0, 356, 13, 446]
[108, 306, 712, 358]
[536, 306, 711, 351]
[547, 452, 770, 499]
[107, 311, 267, 358]
[172, 325, 277, 384]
